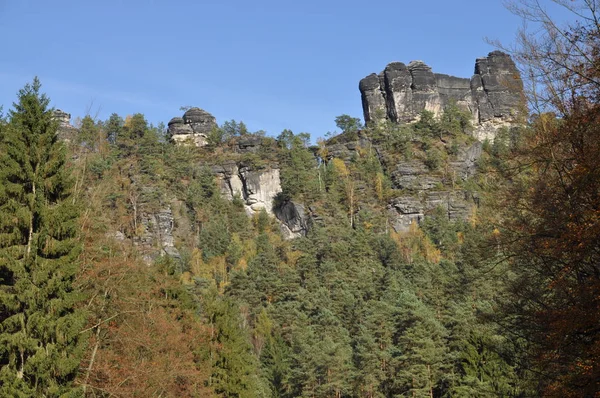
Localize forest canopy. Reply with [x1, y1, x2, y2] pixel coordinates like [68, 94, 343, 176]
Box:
[0, 1, 599, 397]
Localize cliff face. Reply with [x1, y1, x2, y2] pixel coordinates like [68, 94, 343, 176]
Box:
[54, 50, 518, 256]
[323, 131, 482, 233]
[213, 162, 282, 217]
[166, 107, 303, 236]
[359, 51, 524, 141]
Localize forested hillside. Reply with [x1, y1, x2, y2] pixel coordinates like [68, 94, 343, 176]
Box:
[1, 1, 599, 397]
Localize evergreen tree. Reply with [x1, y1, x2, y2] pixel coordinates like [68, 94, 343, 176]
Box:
[104, 112, 123, 145]
[0, 78, 85, 396]
[207, 293, 267, 397]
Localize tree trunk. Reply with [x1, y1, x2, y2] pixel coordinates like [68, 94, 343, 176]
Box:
[26, 181, 36, 257]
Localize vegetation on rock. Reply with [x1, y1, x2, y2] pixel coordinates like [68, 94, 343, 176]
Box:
[0, 2, 599, 396]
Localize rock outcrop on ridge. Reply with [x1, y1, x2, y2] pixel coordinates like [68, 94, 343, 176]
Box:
[212, 162, 282, 217]
[359, 51, 524, 141]
[53, 109, 78, 142]
[323, 130, 483, 232]
[167, 107, 217, 147]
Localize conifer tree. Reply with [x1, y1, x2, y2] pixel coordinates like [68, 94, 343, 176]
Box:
[0, 78, 85, 397]
[207, 294, 267, 397]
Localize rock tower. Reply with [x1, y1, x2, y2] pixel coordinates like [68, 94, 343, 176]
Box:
[359, 51, 525, 141]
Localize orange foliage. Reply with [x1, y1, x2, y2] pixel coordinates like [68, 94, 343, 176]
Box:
[390, 221, 441, 264]
[76, 237, 212, 397]
[503, 101, 600, 395]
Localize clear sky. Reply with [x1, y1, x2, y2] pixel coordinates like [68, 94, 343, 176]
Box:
[0, 0, 540, 139]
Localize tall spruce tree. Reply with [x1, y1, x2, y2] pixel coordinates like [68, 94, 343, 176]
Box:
[0, 78, 85, 397]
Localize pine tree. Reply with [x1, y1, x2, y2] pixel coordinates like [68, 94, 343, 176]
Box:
[0, 78, 85, 397]
[207, 294, 267, 397]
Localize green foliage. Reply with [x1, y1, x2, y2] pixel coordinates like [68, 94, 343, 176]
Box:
[334, 114, 363, 133]
[77, 115, 101, 150]
[0, 70, 550, 398]
[104, 112, 123, 144]
[414, 110, 438, 137]
[0, 78, 85, 397]
[393, 291, 450, 397]
[424, 147, 445, 170]
[414, 103, 472, 141]
[438, 101, 472, 136]
[277, 130, 318, 200]
[222, 119, 250, 138]
[204, 291, 268, 397]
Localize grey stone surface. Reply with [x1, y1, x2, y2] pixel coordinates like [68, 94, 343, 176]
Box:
[359, 73, 387, 123]
[275, 200, 310, 239]
[54, 109, 71, 127]
[359, 51, 524, 141]
[182, 107, 217, 135]
[167, 107, 217, 147]
[435, 73, 472, 111]
[388, 196, 424, 232]
[53, 109, 79, 142]
[383, 62, 412, 122]
[138, 206, 181, 264]
[448, 142, 483, 181]
[214, 162, 316, 239]
[471, 51, 524, 140]
[390, 161, 442, 191]
[388, 190, 476, 232]
[167, 117, 194, 136]
[324, 131, 376, 162]
[214, 163, 282, 216]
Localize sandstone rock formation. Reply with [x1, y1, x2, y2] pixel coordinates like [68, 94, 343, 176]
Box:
[385, 141, 482, 232]
[167, 107, 217, 146]
[323, 128, 483, 233]
[359, 51, 524, 141]
[388, 190, 477, 232]
[213, 162, 282, 216]
[138, 206, 181, 264]
[274, 200, 311, 239]
[53, 109, 78, 141]
[54, 109, 71, 126]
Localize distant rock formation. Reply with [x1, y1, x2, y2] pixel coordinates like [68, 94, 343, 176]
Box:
[54, 109, 71, 127]
[167, 107, 217, 146]
[213, 162, 282, 217]
[53, 109, 78, 141]
[388, 190, 478, 232]
[138, 205, 181, 264]
[274, 200, 311, 239]
[323, 129, 483, 232]
[359, 51, 524, 141]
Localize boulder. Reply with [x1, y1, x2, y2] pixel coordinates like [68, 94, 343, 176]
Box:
[167, 117, 194, 136]
[54, 109, 71, 127]
[237, 135, 263, 153]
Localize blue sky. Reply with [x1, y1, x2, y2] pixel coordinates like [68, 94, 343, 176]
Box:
[0, 1, 546, 139]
